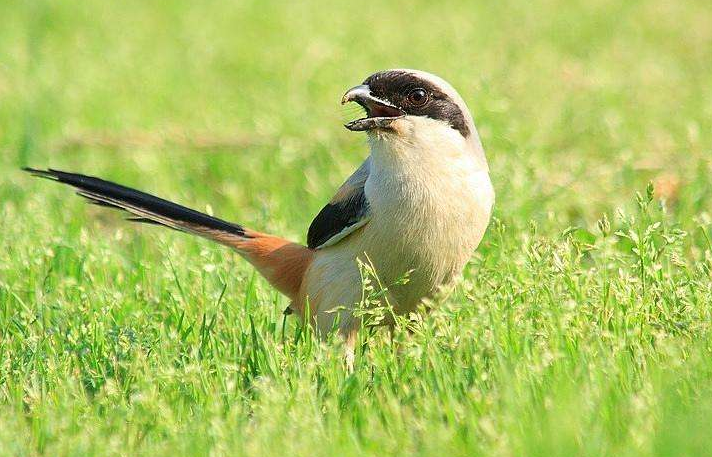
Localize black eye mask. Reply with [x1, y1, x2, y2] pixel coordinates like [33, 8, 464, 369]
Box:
[363, 71, 470, 137]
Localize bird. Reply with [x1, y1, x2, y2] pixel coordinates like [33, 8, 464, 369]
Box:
[25, 69, 494, 366]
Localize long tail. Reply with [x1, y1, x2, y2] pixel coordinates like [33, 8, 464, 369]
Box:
[24, 168, 313, 299]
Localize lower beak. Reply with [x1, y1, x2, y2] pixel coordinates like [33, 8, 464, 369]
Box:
[341, 84, 405, 131]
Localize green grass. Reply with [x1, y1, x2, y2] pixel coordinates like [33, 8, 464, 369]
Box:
[2, 0, 712, 455]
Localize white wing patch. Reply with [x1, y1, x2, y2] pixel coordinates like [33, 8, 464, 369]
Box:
[314, 216, 370, 249]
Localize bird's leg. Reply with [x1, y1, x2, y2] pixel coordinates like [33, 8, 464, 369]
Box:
[345, 341, 355, 373]
[341, 322, 360, 373]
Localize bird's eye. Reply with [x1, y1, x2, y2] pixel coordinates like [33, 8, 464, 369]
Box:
[407, 88, 428, 106]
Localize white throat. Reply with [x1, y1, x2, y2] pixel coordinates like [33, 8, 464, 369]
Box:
[367, 116, 489, 176]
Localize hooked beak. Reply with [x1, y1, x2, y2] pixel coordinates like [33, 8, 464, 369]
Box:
[341, 84, 405, 131]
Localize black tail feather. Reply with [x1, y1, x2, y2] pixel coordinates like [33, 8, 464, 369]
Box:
[24, 168, 247, 238]
[126, 217, 167, 226]
[82, 193, 122, 209]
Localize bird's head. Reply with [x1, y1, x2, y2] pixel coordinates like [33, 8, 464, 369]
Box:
[341, 70, 484, 162]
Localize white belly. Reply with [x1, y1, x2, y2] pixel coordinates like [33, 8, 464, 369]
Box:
[302, 166, 493, 334]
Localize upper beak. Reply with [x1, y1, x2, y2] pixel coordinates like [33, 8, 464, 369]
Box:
[341, 85, 372, 105]
[341, 84, 405, 131]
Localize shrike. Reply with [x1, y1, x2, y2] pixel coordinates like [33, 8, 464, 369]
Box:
[26, 69, 494, 362]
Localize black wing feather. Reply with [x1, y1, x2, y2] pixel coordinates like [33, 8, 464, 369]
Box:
[307, 187, 370, 249]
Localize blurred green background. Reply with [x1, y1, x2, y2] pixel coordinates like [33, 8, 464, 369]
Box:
[3, 0, 711, 234]
[1, 0, 712, 456]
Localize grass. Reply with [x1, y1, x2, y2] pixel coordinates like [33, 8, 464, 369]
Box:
[1, 0, 712, 455]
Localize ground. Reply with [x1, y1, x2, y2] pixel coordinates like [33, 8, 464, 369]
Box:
[1, 0, 712, 455]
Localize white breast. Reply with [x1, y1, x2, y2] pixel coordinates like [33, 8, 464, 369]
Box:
[303, 116, 494, 333]
[362, 118, 494, 307]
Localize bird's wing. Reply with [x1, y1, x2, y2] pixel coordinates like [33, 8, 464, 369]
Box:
[307, 157, 372, 249]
